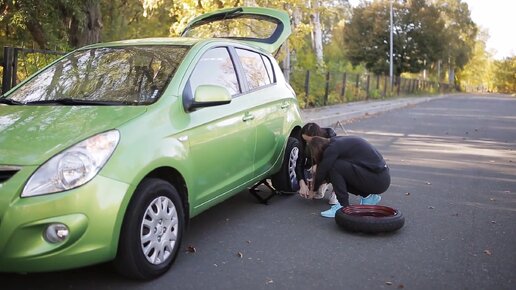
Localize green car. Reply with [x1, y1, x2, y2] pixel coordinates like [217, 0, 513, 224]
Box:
[0, 7, 303, 279]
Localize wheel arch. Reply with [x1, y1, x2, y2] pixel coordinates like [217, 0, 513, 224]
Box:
[112, 166, 190, 256]
[144, 167, 190, 222]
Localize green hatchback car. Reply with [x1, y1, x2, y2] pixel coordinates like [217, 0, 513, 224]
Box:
[0, 7, 303, 279]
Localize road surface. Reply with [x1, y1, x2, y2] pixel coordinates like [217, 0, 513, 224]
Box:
[2, 94, 515, 289]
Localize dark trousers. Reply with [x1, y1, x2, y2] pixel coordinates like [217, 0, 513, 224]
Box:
[329, 160, 390, 206]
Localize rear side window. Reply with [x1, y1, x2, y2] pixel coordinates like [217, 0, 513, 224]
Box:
[189, 47, 240, 96]
[261, 55, 275, 83]
[235, 48, 272, 91]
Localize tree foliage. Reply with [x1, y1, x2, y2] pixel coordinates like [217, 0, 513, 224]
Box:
[0, 0, 102, 50]
[456, 28, 492, 92]
[492, 56, 516, 94]
[343, 0, 477, 80]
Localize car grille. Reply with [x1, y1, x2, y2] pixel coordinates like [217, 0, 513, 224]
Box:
[0, 166, 21, 183]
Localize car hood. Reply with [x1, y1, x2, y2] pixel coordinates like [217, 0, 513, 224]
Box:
[0, 105, 146, 165]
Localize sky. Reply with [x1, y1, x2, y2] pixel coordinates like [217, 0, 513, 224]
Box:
[348, 0, 516, 60]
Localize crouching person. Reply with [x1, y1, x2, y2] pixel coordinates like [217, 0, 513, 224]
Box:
[307, 136, 391, 218]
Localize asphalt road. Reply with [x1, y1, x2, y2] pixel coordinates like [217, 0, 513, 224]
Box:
[2, 94, 515, 290]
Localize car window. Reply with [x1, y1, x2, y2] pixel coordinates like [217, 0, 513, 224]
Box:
[261, 54, 275, 83]
[189, 47, 240, 96]
[5, 46, 188, 105]
[235, 48, 271, 91]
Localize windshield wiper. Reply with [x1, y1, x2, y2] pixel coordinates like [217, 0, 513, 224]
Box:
[0, 98, 24, 105]
[24, 98, 132, 106]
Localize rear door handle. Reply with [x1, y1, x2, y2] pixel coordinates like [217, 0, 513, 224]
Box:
[242, 114, 255, 122]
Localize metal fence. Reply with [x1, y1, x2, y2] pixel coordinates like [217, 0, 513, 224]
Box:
[1, 46, 65, 94]
[290, 69, 453, 108]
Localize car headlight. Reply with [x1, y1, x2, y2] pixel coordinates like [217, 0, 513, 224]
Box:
[22, 130, 120, 197]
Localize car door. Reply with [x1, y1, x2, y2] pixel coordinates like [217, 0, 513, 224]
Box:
[184, 46, 256, 208]
[232, 47, 287, 179]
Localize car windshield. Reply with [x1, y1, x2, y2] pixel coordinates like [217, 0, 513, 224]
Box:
[4, 45, 189, 105]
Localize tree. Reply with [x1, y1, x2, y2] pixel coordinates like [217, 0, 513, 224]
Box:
[0, 0, 102, 50]
[433, 0, 477, 84]
[492, 56, 516, 94]
[343, 0, 444, 77]
[456, 28, 492, 92]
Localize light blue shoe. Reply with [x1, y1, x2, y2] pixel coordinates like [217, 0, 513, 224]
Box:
[360, 194, 382, 205]
[320, 204, 343, 218]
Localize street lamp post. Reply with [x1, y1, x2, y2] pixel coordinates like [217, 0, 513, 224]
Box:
[389, 0, 394, 87]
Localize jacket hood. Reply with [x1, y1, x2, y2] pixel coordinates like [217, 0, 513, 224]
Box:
[0, 105, 146, 165]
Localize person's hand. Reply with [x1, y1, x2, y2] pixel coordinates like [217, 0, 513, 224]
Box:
[298, 180, 311, 199]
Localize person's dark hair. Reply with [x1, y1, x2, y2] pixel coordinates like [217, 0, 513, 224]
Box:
[301, 122, 327, 138]
[307, 136, 330, 165]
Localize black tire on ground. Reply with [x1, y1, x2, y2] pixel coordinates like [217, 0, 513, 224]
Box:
[114, 178, 185, 280]
[335, 205, 405, 234]
[271, 137, 301, 193]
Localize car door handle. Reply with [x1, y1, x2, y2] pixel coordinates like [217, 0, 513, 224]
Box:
[242, 114, 255, 122]
[280, 103, 289, 109]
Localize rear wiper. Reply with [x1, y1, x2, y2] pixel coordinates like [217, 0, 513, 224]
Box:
[0, 98, 24, 105]
[24, 98, 130, 106]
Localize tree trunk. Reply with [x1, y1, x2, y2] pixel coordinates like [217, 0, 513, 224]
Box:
[26, 19, 47, 49]
[69, 0, 103, 48]
[311, 0, 324, 67]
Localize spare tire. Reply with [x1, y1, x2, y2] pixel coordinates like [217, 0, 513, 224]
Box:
[335, 205, 404, 234]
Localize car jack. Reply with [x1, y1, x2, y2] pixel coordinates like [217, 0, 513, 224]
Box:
[249, 179, 280, 204]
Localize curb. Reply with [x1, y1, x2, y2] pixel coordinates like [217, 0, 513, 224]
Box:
[300, 95, 444, 128]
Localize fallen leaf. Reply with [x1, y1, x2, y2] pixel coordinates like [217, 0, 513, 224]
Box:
[237, 251, 243, 258]
[186, 245, 196, 253]
[484, 249, 492, 256]
[405, 192, 411, 196]
[385, 281, 393, 285]
[266, 278, 274, 284]
[398, 284, 405, 289]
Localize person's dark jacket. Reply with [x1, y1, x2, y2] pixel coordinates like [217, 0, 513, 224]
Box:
[313, 136, 387, 191]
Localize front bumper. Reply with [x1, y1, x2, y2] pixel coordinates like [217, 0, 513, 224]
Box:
[0, 166, 131, 272]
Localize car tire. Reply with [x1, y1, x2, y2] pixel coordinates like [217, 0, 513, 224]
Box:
[335, 205, 405, 234]
[114, 178, 185, 280]
[271, 137, 301, 193]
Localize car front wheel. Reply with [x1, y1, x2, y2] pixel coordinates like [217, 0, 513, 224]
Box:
[114, 178, 185, 280]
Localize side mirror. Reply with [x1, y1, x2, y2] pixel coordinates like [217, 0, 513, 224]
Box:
[188, 85, 231, 110]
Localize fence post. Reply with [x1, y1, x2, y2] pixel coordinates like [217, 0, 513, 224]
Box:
[304, 70, 310, 108]
[340, 73, 347, 99]
[383, 75, 387, 97]
[376, 74, 380, 90]
[324, 71, 330, 106]
[366, 74, 370, 100]
[12, 48, 19, 88]
[2, 46, 14, 94]
[355, 74, 360, 99]
[397, 76, 401, 96]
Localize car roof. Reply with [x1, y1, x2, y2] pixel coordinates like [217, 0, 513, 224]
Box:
[79, 37, 201, 49]
[78, 37, 270, 54]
